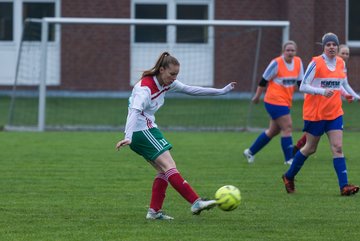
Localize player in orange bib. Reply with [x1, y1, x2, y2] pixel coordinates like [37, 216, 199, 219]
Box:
[243, 41, 304, 165]
[282, 33, 360, 196]
[293, 44, 354, 154]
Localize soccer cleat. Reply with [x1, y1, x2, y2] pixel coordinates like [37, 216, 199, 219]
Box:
[282, 174, 295, 193]
[243, 148, 255, 163]
[146, 208, 174, 220]
[284, 158, 293, 165]
[191, 198, 217, 215]
[341, 184, 360, 196]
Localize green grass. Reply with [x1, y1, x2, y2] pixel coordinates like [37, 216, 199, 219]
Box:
[2, 96, 360, 130]
[0, 131, 359, 241]
[0, 96, 10, 128]
[3, 96, 249, 128]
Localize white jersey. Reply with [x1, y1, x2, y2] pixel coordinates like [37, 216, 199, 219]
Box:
[124, 75, 234, 140]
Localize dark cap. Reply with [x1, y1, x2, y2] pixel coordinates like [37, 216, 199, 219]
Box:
[322, 33, 339, 47]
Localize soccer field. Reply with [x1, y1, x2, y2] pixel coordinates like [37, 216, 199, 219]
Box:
[0, 131, 359, 241]
[2, 96, 360, 131]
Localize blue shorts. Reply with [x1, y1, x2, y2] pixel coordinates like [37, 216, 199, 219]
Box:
[264, 102, 290, 120]
[303, 116, 343, 136]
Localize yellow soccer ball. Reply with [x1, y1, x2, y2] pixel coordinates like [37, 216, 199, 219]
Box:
[215, 185, 241, 211]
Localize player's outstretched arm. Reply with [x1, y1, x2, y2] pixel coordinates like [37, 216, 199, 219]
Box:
[173, 81, 237, 96]
[225, 82, 237, 91]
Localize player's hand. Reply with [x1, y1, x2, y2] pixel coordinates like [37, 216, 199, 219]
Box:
[251, 96, 260, 104]
[223, 82, 237, 92]
[229, 82, 237, 89]
[345, 94, 354, 103]
[324, 89, 334, 98]
[116, 139, 131, 150]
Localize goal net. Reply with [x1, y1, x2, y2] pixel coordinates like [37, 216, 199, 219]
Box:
[6, 18, 289, 131]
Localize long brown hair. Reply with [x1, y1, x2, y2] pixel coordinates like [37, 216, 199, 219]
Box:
[142, 52, 180, 78]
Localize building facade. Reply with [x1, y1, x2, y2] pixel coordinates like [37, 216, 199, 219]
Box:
[0, 0, 359, 92]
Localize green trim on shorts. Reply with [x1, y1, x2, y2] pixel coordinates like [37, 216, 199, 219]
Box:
[129, 128, 172, 161]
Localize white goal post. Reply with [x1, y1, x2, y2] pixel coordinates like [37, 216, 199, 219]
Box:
[10, 17, 290, 131]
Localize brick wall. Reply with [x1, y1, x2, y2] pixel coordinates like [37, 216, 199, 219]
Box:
[60, 0, 131, 91]
[213, 0, 360, 91]
[58, 0, 359, 91]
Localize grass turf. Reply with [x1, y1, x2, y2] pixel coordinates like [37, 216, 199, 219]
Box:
[0, 131, 359, 241]
[2, 96, 360, 130]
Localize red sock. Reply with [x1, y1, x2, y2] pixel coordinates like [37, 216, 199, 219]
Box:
[296, 134, 307, 149]
[149, 173, 168, 212]
[165, 168, 199, 204]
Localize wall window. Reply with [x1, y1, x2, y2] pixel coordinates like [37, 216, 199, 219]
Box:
[23, 2, 55, 41]
[0, 2, 13, 41]
[176, 4, 208, 43]
[133, 1, 211, 44]
[135, 4, 167, 43]
[130, 0, 214, 86]
[347, 0, 360, 47]
[348, 0, 360, 41]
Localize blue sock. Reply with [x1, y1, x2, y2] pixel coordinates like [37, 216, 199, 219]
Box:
[285, 151, 308, 179]
[333, 157, 348, 189]
[249, 132, 271, 155]
[281, 136, 293, 162]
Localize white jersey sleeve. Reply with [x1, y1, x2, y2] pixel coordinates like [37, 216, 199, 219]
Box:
[340, 61, 360, 100]
[124, 108, 141, 141]
[298, 61, 304, 80]
[262, 60, 278, 81]
[129, 85, 151, 111]
[299, 60, 326, 95]
[124, 85, 152, 141]
[342, 78, 360, 100]
[170, 80, 234, 95]
[340, 86, 349, 96]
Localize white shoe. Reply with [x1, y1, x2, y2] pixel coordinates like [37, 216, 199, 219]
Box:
[146, 208, 174, 220]
[243, 148, 255, 163]
[284, 158, 293, 165]
[191, 199, 217, 215]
